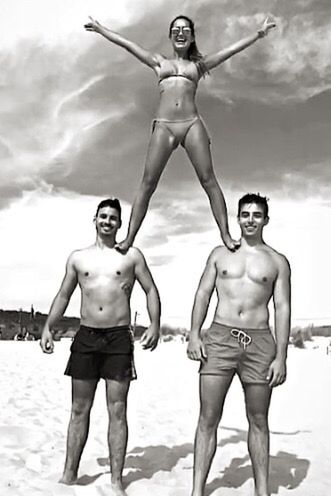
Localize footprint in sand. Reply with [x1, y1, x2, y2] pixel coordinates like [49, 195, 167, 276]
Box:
[0, 425, 49, 448]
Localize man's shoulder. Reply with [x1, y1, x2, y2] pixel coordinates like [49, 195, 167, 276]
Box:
[209, 245, 228, 257]
[210, 245, 229, 259]
[204, 245, 228, 267]
[263, 244, 290, 269]
[126, 245, 141, 253]
[67, 245, 94, 262]
[121, 246, 146, 265]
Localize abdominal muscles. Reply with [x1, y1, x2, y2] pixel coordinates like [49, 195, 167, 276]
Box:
[214, 298, 271, 329]
[157, 79, 198, 120]
[80, 287, 131, 328]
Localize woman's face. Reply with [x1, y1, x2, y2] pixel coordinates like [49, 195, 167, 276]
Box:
[170, 18, 194, 52]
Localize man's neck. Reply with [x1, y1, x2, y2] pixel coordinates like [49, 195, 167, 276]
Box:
[240, 235, 265, 248]
[95, 235, 117, 249]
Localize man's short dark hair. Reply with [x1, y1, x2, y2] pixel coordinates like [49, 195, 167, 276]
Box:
[95, 198, 122, 220]
[238, 193, 269, 218]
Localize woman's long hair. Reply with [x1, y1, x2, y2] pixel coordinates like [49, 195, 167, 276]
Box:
[169, 15, 209, 77]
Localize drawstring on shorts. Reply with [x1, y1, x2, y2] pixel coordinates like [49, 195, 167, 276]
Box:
[230, 328, 252, 349]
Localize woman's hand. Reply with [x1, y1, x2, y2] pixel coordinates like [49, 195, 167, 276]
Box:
[258, 16, 276, 37]
[84, 16, 103, 34]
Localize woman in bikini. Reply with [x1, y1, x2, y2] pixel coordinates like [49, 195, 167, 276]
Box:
[85, 15, 276, 252]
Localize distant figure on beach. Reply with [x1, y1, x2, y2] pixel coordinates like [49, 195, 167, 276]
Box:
[40, 198, 160, 496]
[187, 193, 291, 496]
[14, 326, 34, 341]
[84, 15, 276, 253]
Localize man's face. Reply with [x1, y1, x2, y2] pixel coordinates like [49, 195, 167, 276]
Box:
[95, 206, 121, 236]
[237, 203, 269, 237]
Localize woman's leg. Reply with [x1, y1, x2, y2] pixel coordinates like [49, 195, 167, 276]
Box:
[184, 119, 239, 251]
[116, 122, 176, 252]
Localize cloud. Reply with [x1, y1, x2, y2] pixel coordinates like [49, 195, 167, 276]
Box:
[193, 0, 331, 101]
[1, 0, 331, 211]
[1, 181, 331, 326]
[0, 189, 131, 313]
[0, 0, 330, 295]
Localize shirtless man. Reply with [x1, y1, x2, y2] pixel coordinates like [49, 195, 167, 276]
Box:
[187, 193, 291, 496]
[40, 198, 160, 496]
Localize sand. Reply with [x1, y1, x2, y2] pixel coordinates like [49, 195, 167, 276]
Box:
[0, 337, 330, 495]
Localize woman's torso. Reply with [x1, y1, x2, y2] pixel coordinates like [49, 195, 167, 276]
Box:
[155, 58, 200, 120]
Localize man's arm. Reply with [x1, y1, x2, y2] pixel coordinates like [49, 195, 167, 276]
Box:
[133, 248, 161, 351]
[267, 254, 291, 386]
[204, 17, 276, 71]
[40, 253, 78, 353]
[187, 249, 218, 361]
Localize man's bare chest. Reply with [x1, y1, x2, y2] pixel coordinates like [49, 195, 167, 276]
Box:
[217, 254, 277, 285]
[76, 254, 134, 286]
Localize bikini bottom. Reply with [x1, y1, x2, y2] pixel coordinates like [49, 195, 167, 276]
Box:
[152, 116, 211, 148]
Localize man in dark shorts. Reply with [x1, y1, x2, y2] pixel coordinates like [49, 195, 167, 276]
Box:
[187, 193, 291, 496]
[40, 198, 160, 496]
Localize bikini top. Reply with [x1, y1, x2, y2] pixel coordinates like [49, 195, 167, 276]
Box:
[158, 73, 198, 87]
[158, 61, 199, 87]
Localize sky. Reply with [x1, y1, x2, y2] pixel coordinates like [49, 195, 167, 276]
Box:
[1, 0, 331, 328]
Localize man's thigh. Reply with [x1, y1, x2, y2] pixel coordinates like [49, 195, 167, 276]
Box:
[105, 378, 131, 406]
[199, 374, 234, 421]
[242, 383, 272, 416]
[71, 378, 99, 410]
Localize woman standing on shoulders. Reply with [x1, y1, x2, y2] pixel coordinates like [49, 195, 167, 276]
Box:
[85, 15, 276, 252]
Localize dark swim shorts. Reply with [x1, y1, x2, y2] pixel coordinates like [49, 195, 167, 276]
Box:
[199, 321, 276, 384]
[64, 325, 137, 381]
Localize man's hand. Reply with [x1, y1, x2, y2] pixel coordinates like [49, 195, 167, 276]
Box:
[140, 325, 159, 351]
[84, 16, 103, 34]
[187, 335, 207, 362]
[267, 357, 286, 387]
[40, 328, 54, 354]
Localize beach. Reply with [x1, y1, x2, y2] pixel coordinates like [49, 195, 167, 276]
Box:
[1, 337, 330, 496]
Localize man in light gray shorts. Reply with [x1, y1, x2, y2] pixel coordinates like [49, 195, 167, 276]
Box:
[187, 193, 291, 496]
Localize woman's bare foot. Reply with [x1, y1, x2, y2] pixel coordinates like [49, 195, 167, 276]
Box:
[115, 239, 132, 254]
[111, 481, 128, 495]
[222, 234, 240, 252]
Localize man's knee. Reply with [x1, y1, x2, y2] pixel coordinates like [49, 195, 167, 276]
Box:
[247, 411, 269, 430]
[198, 407, 221, 432]
[71, 401, 93, 421]
[108, 399, 127, 420]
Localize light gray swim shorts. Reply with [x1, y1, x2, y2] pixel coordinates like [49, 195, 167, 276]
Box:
[199, 321, 276, 384]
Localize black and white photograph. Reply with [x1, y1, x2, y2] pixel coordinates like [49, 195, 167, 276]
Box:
[0, 1, 330, 495]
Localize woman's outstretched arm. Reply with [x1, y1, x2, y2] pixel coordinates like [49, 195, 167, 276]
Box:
[204, 16, 276, 71]
[84, 16, 163, 70]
